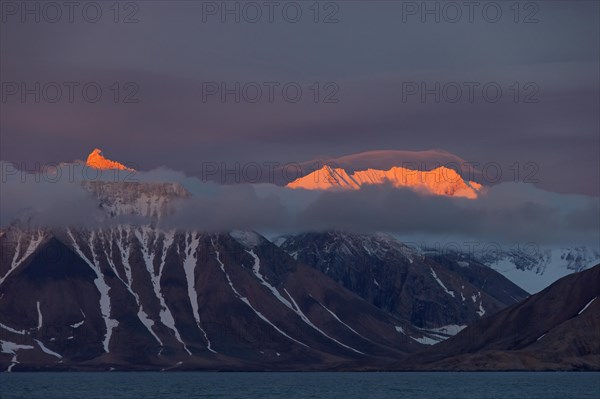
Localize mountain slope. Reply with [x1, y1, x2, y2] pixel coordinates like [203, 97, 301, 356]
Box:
[405, 264, 600, 370]
[276, 232, 528, 339]
[0, 225, 426, 371]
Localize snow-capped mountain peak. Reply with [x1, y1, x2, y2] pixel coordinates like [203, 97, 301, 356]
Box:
[86, 148, 134, 171]
[286, 165, 483, 199]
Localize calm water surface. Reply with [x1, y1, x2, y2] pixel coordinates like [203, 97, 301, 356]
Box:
[1, 372, 599, 399]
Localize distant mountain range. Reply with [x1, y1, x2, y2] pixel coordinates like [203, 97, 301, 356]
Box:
[419, 243, 600, 294]
[286, 165, 482, 199]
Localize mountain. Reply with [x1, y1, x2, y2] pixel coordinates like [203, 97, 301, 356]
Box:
[82, 181, 190, 218]
[405, 264, 600, 370]
[0, 182, 435, 371]
[476, 246, 600, 294]
[276, 149, 475, 182]
[0, 226, 431, 371]
[86, 148, 134, 171]
[286, 165, 482, 199]
[276, 232, 528, 341]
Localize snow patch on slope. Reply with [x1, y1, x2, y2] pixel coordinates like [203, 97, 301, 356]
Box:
[1, 341, 34, 372]
[410, 335, 440, 345]
[1, 341, 34, 354]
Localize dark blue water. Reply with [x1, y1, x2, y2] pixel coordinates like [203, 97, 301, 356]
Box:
[1, 372, 599, 399]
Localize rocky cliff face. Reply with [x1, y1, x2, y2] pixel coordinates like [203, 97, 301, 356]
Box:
[277, 232, 528, 336]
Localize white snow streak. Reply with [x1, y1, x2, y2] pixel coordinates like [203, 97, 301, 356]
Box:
[34, 339, 62, 359]
[109, 227, 163, 347]
[1, 231, 45, 286]
[1, 341, 34, 354]
[536, 334, 546, 341]
[68, 229, 118, 353]
[1, 341, 34, 372]
[316, 300, 373, 343]
[70, 320, 85, 329]
[470, 291, 486, 317]
[473, 292, 486, 317]
[36, 301, 43, 330]
[245, 248, 363, 354]
[212, 238, 308, 348]
[430, 267, 455, 298]
[182, 232, 216, 353]
[136, 228, 191, 355]
[247, 250, 294, 310]
[578, 297, 597, 315]
[0, 322, 26, 335]
[284, 289, 364, 355]
[477, 302, 486, 317]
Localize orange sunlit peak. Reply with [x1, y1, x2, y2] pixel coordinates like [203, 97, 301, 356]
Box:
[287, 165, 484, 199]
[86, 148, 134, 171]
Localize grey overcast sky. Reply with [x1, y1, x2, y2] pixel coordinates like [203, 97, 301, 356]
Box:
[1, 1, 599, 195]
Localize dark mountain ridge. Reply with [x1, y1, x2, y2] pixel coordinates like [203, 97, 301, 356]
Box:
[403, 264, 600, 370]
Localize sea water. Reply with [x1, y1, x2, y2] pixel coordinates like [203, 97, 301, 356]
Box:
[1, 371, 599, 399]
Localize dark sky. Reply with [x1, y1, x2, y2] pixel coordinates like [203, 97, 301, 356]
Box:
[1, 1, 599, 195]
